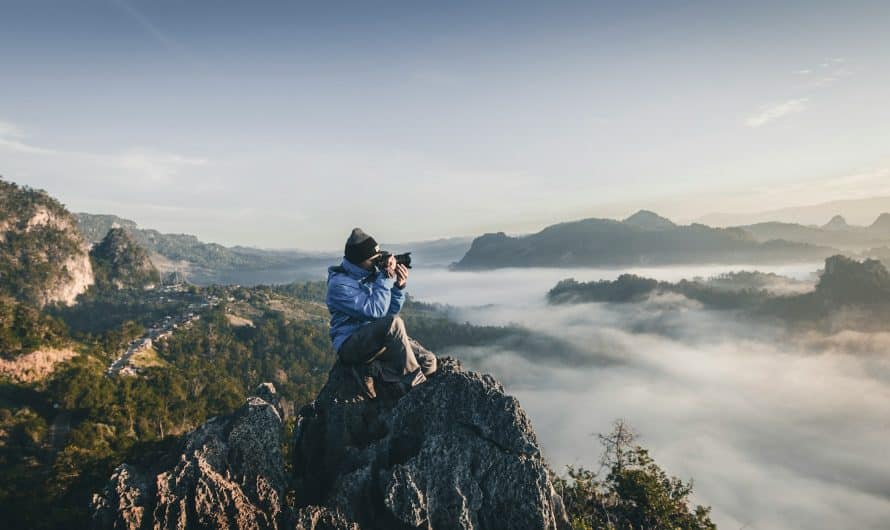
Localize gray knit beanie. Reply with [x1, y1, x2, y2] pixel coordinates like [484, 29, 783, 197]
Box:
[344, 227, 380, 264]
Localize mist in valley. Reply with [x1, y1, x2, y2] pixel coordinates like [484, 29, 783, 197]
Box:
[407, 264, 890, 530]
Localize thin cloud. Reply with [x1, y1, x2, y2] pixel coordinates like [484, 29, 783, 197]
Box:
[745, 98, 809, 128]
[110, 0, 178, 53]
[109, 0, 200, 66]
[0, 122, 207, 184]
[0, 120, 25, 139]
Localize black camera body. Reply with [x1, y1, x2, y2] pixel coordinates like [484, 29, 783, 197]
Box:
[374, 251, 412, 271]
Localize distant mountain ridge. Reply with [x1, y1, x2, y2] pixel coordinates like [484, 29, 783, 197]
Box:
[454, 210, 835, 269]
[697, 195, 890, 227]
[736, 212, 890, 250]
[76, 212, 334, 284]
[77, 213, 473, 284]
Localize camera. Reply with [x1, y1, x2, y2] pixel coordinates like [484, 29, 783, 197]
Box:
[374, 251, 412, 272]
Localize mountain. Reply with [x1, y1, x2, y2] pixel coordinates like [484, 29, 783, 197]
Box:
[75, 213, 138, 242]
[78, 212, 472, 286]
[0, 179, 94, 306]
[823, 215, 850, 231]
[870, 213, 890, 232]
[93, 358, 571, 530]
[697, 195, 890, 227]
[623, 209, 676, 230]
[90, 228, 161, 290]
[77, 212, 335, 284]
[737, 213, 890, 250]
[77, 212, 303, 270]
[454, 212, 834, 270]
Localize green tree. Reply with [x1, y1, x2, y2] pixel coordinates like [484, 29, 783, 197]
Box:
[555, 420, 716, 530]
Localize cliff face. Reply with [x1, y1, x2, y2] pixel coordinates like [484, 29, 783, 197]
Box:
[0, 180, 94, 306]
[92, 355, 570, 530]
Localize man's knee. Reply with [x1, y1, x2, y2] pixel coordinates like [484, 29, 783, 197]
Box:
[384, 314, 406, 336]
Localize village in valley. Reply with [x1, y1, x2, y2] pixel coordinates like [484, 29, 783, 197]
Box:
[106, 282, 225, 376]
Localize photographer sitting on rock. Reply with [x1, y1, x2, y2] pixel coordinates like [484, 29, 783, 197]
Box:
[325, 227, 437, 399]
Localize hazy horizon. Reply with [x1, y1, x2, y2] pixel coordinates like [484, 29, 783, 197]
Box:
[3, 1, 890, 249]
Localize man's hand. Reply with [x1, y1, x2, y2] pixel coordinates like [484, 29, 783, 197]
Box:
[383, 255, 397, 278]
[395, 263, 409, 289]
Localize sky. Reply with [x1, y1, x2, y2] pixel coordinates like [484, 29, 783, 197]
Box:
[1, 0, 890, 250]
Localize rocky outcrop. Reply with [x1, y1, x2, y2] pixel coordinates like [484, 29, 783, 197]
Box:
[93, 356, 569, 530]
[91, 383, 305, 530]
[0, 348, 78, 383]
[90, 227, 160, 290]
[292, 357, 570, 530]
[0, 180, 94, 306]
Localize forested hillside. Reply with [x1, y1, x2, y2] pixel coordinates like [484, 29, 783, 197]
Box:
[548, 255, 890, 331]
[0, 179, 94, 306]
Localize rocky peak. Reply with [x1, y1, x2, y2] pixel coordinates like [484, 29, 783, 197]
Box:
[91, 227, 160, 290]
[92, 353, 570, 530]
[823, 215, 850, 230]
[869, 212, 890, 232]
[622, 210, 677, 230]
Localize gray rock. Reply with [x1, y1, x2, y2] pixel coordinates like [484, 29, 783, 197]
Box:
[292, 357, 570, 530]
[295, 506, 360, 530]
[92, 351, 568, 530]
[91, 384, 291, 530]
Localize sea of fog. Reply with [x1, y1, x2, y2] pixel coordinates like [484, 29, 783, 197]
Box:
[403, 263, 890, 530]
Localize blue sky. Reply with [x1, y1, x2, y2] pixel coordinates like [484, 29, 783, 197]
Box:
[2, 1, 889, 249]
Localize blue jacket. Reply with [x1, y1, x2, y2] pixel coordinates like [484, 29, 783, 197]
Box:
[326, 258, 406, 353]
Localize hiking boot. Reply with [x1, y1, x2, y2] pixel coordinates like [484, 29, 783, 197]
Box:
[351, 365, 377, 400]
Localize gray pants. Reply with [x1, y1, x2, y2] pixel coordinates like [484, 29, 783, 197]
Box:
[338, 315, 437, 388]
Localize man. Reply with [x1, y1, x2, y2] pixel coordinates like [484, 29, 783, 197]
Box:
[326, 227, 437, 399]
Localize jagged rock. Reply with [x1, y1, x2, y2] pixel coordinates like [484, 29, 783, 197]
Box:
[292, 357, 570, 530]
[91, 384, 291, 530]
[295, 506, 360, 530]
[91, 464, 149, 530]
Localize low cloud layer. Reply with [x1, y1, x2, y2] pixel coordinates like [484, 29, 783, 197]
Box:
[410, 265, 890, 530]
